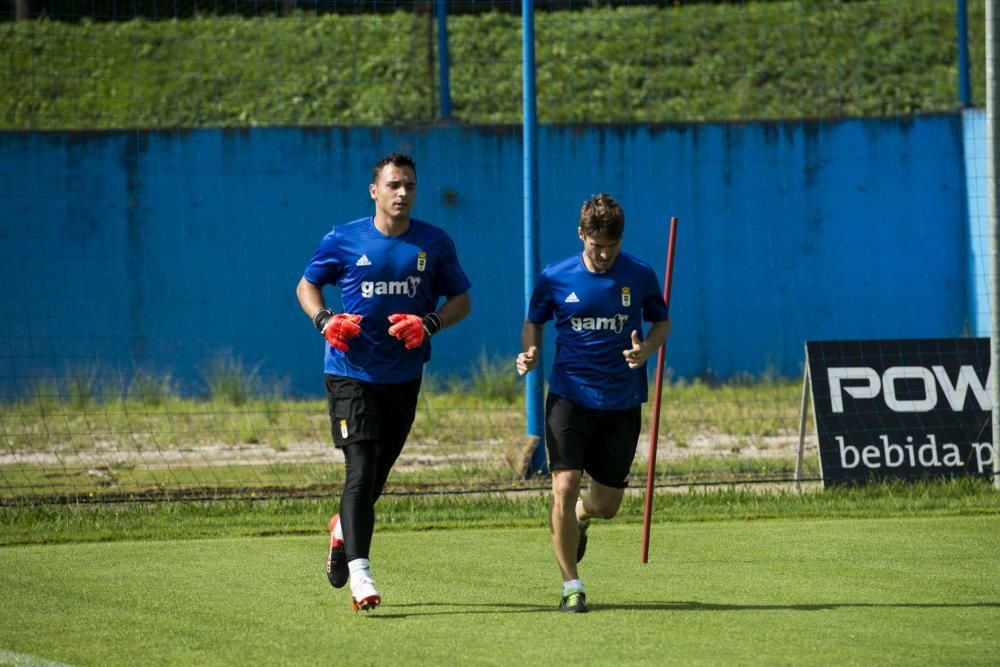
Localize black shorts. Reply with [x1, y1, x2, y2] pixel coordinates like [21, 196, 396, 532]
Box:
[324, 375, 422, 448]
[545, 392, 642, 489]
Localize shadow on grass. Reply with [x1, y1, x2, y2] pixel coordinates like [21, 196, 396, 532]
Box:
[600, 600, 1000, 612]
[365, 601, 553, 618]
[366, 599, 1000, 618]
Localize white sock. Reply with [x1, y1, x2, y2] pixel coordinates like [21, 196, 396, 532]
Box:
[348, 558, 371, 583]
[334, 516, 344, 541]
[563, 579, 585, 595]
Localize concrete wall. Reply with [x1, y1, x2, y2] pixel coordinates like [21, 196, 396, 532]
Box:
[0, 115, 969, 397]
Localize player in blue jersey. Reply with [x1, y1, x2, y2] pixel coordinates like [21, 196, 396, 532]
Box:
[296, 153, 471, 612]
[516, 193, 670, 613]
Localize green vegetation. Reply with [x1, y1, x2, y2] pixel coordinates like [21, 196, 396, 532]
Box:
[3, 476, 999, 546]
[0, 0, 982, 129]
[1, 370, 814, 500]
[201, 353, 268, 405]
[2, 512, 998, 664]
[0, 372, 803, 451]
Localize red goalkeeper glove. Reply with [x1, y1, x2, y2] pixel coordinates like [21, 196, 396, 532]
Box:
[313, 309, 362, 352]
[387, 312, 442, 350]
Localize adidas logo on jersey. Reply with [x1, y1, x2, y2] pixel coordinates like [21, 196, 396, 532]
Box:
[564, 292, 580, 303]
[356, 255, 372, 267]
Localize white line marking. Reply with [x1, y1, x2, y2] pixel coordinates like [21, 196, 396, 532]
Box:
[0, 649, 75, 667]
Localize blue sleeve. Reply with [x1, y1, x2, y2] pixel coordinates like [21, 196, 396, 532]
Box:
[432, 235, 472, 296]
[527, 271, 555, 324]
[641, 267, 669, 322]
[302, 230, 343, 286]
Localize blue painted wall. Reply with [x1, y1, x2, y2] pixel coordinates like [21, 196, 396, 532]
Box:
[0, 116, 969, 397]
[963, 109, 989, 336]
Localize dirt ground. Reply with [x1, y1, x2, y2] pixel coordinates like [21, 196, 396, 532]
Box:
[1, 432, 818, 471]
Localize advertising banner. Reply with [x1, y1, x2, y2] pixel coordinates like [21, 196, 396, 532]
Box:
[805, 338, 994, 486]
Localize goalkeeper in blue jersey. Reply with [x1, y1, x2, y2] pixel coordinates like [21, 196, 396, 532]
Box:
[296, 153, 471, 612]
[516, 193, 671, 614]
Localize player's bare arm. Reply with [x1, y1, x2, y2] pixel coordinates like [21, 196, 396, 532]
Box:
[296, 276, 325, 317]
[623, 318, 672, 369]
[517, 320, 544, 375]
[435, 291, 471, 330]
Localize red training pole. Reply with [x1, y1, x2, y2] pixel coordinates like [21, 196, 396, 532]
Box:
[641, 216, 678, 564]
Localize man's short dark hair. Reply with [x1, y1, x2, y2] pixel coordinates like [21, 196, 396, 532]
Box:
[579, 193, 624, 238]
[372, 153, 417, 183]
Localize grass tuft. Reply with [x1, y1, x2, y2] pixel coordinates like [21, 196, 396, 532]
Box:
[201, 352, 263, 405]
[128, 368, 176, 407]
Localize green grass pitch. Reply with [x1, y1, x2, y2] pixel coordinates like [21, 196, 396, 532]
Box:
[2, 515, 998, 666]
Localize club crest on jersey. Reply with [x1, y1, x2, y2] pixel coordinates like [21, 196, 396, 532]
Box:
[621, 287, 631, 307]
[416, 251, 427, 272]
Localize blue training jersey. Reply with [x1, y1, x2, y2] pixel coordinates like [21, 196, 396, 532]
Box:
[303, 216, 471, 383]
[528, 252, 668, 410]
